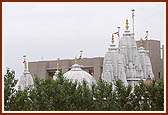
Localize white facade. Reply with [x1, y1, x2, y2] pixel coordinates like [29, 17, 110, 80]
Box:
[102, 20, 154, 88]
[19, 70, 34, 90]
[19, 57, 34, 90]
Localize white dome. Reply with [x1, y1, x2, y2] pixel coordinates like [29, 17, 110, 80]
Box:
[64, 64, 96, 86]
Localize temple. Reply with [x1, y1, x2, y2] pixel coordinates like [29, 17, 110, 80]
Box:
[24, 10, 162, 89]
[102, 19, 154, 88]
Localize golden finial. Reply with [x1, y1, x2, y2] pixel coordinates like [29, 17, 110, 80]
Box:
[140, 38, 143, 47]
[126, 19, 129, 30]
[112, 34, 114, 44]
[75, 57, 77, 64]
[57, 63, 59, 71]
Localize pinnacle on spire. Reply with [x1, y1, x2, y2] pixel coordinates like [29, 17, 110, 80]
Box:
[57, 63, 59, 71]
[140, 38, 143, 47]
[126, 19, 129, 30]
[75, 57, 77, 64]
[23, 55, 27, 71]
[112, 34, 114, 44]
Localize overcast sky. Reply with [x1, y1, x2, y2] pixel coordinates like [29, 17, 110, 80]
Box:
[3, 2, 165, 80]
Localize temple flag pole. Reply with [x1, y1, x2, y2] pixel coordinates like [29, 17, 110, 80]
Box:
[117, 27, 120, 46]
[145, 31, 148, 49]
[23, 55, 27, 71]
[79, 50, 83, 59]
[131, 9, 135, 39]
[146, 31, 149, 55]
[113, 27, 120, 46]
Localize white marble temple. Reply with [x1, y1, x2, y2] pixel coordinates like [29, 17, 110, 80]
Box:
[102, 19, 154, 88]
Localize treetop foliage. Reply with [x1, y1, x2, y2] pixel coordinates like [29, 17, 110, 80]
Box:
[4, 69, 164, 111]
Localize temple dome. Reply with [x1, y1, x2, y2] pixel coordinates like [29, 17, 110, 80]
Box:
[64, 63, 96, 86]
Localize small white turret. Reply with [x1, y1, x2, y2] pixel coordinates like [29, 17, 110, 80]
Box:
[19, 56, 34, 90]
[138, 38, 154, 79]
[53, 63, 60, 80]
[102, 33, 128, 86]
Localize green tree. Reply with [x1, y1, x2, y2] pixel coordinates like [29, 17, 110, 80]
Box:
[92, 79, 115, 111]
[4, 69, 164, 111]
[4, 68, 18, 111]
[145, 79, 164, 111]
[113, 79, 132, 111]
